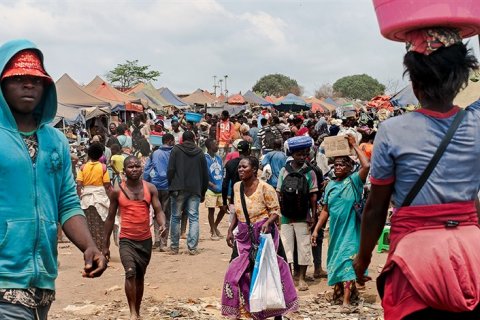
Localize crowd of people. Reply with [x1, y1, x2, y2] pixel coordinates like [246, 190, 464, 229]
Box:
[2, 27, 480, 320]
[71, 96, 380, 319]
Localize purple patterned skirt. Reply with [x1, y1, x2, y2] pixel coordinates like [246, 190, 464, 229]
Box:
[221, 219, 298, 319]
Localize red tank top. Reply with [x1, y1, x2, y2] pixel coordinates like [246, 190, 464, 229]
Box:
[118, 181, 152, 241]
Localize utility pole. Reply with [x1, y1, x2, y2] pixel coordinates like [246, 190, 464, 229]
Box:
[219, 79, 223, 95]
[224, 75, 229, 98]
[213, 75, 218, 96]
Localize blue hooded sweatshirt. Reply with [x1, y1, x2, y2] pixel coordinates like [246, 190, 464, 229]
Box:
[0, 40, 83, 290]
[143, 145, 173, 191]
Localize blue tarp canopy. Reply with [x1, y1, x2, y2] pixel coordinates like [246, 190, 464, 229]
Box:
[158, 87, 189, 107]
[390, 84, 418, 108]
[274, 93, 311, 112]
[243, 90, 272, 106]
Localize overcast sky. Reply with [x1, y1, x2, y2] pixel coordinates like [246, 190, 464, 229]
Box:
[1, 0, 478, 96]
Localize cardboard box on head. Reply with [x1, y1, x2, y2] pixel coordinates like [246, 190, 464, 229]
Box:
[322, 136, 353, 158]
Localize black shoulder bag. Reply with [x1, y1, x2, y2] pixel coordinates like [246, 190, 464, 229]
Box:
[402, 109, 466, 207]
[239, 182, 259, 270]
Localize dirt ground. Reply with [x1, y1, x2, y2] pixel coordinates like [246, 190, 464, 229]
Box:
[50, 205, 387, 319]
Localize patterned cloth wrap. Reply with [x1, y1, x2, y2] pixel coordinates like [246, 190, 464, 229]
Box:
[221, 219, 298, 320]
[405, 27, 462, 55]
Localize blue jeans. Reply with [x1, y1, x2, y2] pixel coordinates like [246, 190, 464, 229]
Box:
[0, 302, 50, 320]
[170, 191, 200, 251]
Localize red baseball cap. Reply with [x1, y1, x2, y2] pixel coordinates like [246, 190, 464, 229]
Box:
[1, 50, 52, 83]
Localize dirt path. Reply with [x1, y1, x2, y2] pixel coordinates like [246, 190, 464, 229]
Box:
[50, 206, 387, 319]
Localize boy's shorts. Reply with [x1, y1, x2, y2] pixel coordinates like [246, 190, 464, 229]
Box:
[205, 189, 223, 208]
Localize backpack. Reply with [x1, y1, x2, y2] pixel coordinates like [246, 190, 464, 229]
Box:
[280, 162, 312, 220]
[262, 126, 278, 150]
[132, 124, 144, 149]
[307, 160, 324, 198]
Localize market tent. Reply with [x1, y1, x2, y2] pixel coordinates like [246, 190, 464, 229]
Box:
[227, 94, 246, 105]
[310, 103, 325, 113]
[368, 95, 394, 111]
[243, 90, 271, 106]
[274, 93, 311, 112]
[182, 89, 216, 105]
[52, 103, 84, 126]
[454, 79, 480, 107]
[324, 97, 340, 108]
[304, 97, 335, 113]
[207, 103, 246, 116]
[158, 87, 189, 108]
[84, 106, 110, 120]
[216, 94, 227, 104]
[390, 84, 419, 107]
[84, 76, 144, 109]
[125, 82, 170, 111]
[317, 99, 337, 112]
[56, 74, 111, 108]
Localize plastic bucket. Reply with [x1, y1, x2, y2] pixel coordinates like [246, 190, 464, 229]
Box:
[185, 112, 202, 123]
[149, 135, 163, 146]
[373, 0, 480, 41]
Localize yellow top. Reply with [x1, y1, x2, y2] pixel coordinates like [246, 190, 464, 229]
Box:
[77, 161, 110, 186]
[111, 154, 125, 173]
[233, 180, 280, 223]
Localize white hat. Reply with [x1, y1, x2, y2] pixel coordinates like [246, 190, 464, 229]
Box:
[232, 139, 243, 149]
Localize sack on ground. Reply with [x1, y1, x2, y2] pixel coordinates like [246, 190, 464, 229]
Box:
[249, 233, 286, 312]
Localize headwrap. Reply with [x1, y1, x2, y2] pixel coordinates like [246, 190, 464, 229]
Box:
[405, 28, 462, 56]
[1, 49, 52, 82]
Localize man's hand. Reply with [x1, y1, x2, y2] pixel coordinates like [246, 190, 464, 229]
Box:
[260, 221, 271, 234]
[158, 224, 167, 236]
[311, 231, 318, 246]
[102, 246, 110, 262]
[226, 230, 234, 248]
[353, 255, 372, 286]
[82, 246, 107, 278]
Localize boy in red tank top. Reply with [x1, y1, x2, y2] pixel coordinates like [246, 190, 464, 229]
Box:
[103, 156, 166, 320]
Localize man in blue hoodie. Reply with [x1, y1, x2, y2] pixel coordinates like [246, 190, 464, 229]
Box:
[144, 133, 175, 252]
[0, 40, 107, 320]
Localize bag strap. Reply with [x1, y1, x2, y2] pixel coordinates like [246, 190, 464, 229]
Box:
[240, 182, 260, 247]
[118, 182, 131, 200]
[239, 182, 251, 226]
[402, 109, 466, 207]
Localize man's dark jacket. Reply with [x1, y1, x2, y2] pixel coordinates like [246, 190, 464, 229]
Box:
[167, 141, 209, 197]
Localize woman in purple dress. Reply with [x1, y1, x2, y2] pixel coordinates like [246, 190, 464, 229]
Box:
[222, 156, 298, 320]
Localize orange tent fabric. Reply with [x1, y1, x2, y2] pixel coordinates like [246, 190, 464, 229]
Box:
[182, 89, 216, 105]
[311, 103, 325, 112]
[368, 95, 394, 111]
[84, 76, 141, 106]
[227, 94, 246, 104]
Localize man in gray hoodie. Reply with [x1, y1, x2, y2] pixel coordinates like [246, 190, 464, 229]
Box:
[167, 131, 209, 255]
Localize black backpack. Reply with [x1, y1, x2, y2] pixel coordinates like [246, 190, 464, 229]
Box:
[262, 127, 277, 150]
[132, 124, 144, 149]
[307, 160, 324, 197]
[280, 162, 312, 220]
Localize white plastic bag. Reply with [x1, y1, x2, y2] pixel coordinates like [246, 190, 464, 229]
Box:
[249, 233, 286, 313]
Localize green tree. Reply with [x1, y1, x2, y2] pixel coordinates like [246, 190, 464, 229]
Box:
[333, 74, 385, 101]
[252, 73, 302, 97]
[106, 60, 161, 90]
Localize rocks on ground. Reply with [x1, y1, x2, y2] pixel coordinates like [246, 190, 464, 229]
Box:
[53, 293, 384, 319]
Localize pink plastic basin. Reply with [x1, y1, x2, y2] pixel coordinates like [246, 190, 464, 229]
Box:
[373, 0, 480, 41]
